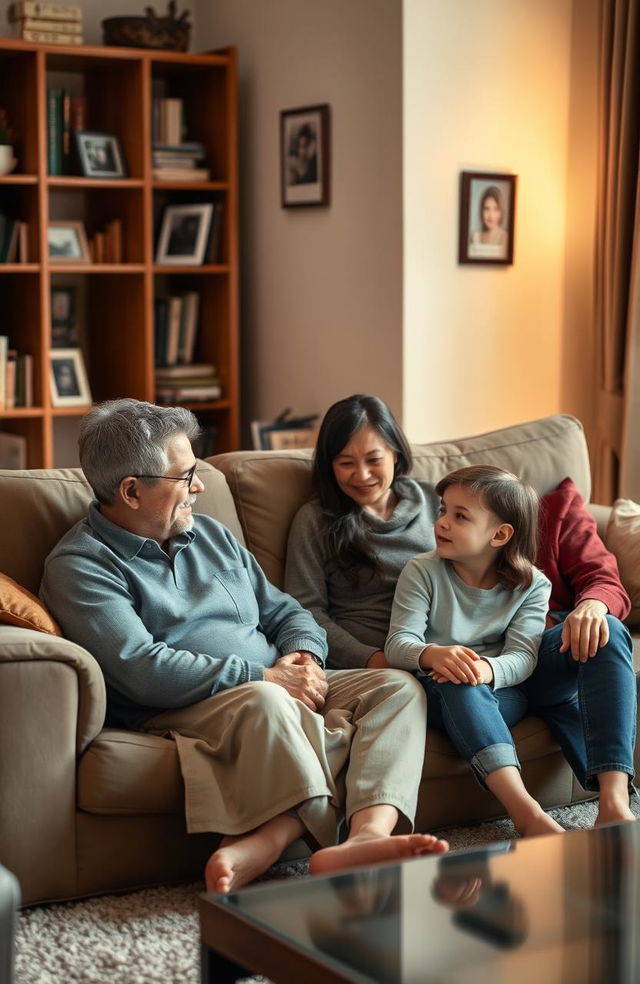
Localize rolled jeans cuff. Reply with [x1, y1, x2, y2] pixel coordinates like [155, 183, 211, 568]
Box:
[471, 742, 520, 788]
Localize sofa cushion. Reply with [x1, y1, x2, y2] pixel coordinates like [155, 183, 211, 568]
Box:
[77, 729, 185, 815]
[0, 460, 244, 594]
[605, 499, 640, 628]
[211, 414, 591, 589]
[0, 572, 61, 634]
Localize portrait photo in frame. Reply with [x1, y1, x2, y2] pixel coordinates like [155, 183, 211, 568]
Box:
[155, 203, 214, 266]
[75, 131, 127, 179]
[49, 348, 92, 407]
[459, 171, 517, 265]
[280, 104, 330, 208]
[50, 285, 79, 347]
[47, 221, 91, 263]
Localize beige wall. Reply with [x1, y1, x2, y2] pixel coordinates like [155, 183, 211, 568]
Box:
[197, 0, 404, 434]
[403, 0, 584, 443]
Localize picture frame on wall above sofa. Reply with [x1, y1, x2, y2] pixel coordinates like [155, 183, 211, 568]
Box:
[155, 202, 214, 265]
[75, 131, 127, 179]
[280, 103, 330, 208]
[47, 221, 91, 264]
[459, 171, 516, 265]
[49, 348, 92, 407]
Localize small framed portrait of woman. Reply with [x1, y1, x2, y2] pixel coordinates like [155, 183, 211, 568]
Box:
[458, 171, 517, 265]
[280, 104, 330, 208]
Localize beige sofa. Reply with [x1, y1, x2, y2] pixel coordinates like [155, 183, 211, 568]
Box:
[1, 413, 638, 907]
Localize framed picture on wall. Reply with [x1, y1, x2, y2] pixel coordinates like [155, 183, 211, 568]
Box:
[458, 171, 517, 265]
[280, 104, 330, 208]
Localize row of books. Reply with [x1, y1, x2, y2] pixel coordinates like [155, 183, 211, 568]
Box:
[47, 87, 87, 175]
[153, 141, 210, 183]
[154, 291, 201, 367]
[151, 97, 187, 148]
[0, 215, 28, 263]
[7, 0, 83, 44]
[155, 363, 223, 405]
[87, 218, 123, 264]
[0, 337, 34, 411]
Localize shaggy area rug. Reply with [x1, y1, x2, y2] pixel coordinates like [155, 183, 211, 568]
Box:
[15, 800, 637, 984]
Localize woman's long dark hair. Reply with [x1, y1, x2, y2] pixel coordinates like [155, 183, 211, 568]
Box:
[313, 395, 413, 583]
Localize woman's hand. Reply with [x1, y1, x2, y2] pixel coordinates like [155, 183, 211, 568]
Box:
[366, 650, 389, 669]
[559, 599, 609, 662]
[420, 644, 482, 684]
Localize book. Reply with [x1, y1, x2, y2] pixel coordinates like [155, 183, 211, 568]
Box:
[5, 350, 16, 409]
[47, 87, 63, 175]
[155, 361, 215, 380]
[0, 336, 7, 411]
[17, 221, 28, 263]
[7, 1, 82, 20]
[162, 98, 183, 146]
[153, 298, 168, 367]
[178, 291, 200, 364]
[11, 16, 83, 31]
[165, 296, 183, 366]
[17, 353, 33, 407]
[0, 432, 27, 469]
[69, 94, 87, 133]
[61, 90, 71, 170]
[206, 202, 224, 264]
[2, 220, 19, 263]
[155, 381, 222, 404]
[14, 27, 83, 42]
[152, 167, 211, 182]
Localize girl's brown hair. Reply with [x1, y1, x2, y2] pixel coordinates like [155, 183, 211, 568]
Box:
[435, 465, 539, 590]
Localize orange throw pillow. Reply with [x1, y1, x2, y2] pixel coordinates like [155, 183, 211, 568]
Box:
[0, 571, 61, 635]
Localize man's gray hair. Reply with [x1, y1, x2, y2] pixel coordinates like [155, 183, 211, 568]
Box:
[79, 399, 201, 504]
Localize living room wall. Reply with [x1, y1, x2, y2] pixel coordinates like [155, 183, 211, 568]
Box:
[403, 0, 598, 444]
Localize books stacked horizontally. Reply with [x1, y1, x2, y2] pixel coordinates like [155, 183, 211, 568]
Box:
[151, 95, 210, 182]
[0, 336, 33, 411]
[8, 1, 83, 44]
[0, 213, 28, 263]
[155, 364, 222, 406]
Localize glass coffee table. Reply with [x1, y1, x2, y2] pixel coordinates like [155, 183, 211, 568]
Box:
[199, 820, 640, 983]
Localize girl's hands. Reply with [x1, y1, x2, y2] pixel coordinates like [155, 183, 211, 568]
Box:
[420, 644, 483, 685]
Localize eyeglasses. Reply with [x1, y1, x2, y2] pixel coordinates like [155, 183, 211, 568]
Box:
[133, 462, 199, 488]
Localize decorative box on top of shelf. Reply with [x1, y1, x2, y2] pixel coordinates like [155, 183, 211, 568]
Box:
[0, 38, 238, 468]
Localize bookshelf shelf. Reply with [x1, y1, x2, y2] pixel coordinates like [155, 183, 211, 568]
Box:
[0, 40, 239, 467]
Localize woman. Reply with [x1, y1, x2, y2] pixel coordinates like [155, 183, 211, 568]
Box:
[285, 394, 637, 827]
[285, 394, 439, 669]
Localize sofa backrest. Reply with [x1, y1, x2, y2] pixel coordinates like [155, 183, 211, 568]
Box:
[211, 413, 591, 589]
[0, 459, 244, 593]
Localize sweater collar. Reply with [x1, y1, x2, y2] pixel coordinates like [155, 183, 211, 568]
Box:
[87, 500, 195, 560]
[360, 478, 426, 532]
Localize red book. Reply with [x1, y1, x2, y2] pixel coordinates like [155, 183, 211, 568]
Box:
[70, 95, 87, 132]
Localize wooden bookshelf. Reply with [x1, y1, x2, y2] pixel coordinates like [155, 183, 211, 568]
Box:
[0, 39, 239, 467]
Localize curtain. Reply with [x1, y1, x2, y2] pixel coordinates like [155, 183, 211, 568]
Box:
[593, 0, 640, 503]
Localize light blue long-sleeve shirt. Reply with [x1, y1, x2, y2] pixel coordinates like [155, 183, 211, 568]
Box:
[385, 551, 551, 689]
[41, 502, 328, 728]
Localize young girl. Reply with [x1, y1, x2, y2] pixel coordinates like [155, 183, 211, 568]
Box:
[385, 465, 563, 838]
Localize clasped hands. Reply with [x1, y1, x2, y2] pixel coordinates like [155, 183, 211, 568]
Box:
[420, 644, 494, 686]
[263, 650, 328, 711]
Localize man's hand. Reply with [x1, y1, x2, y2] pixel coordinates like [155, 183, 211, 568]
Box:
[263, 651, 328, 711]
[420, 644, 482, 684]
[560, 599, 609, 662]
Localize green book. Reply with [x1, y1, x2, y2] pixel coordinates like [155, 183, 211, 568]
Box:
[47, 87, 63, 175]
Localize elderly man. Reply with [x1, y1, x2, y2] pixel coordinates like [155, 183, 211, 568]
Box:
[41, 399, 447, 893]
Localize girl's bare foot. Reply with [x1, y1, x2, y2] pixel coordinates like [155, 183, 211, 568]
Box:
[515, 809, 564, 838]
[595, 797, 635, 826]
[310, 832, 449, 876]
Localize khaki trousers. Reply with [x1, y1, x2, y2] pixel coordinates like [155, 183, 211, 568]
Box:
[141, 668, 427, 847]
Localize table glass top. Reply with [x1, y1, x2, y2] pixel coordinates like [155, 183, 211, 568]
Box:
[210, 821, 640, 984]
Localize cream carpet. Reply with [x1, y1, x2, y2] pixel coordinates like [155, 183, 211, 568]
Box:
[15, 801, 635, 984]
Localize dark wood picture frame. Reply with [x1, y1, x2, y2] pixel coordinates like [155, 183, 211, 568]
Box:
[280, 104, 330, 208]
[459, 171, 517, 265]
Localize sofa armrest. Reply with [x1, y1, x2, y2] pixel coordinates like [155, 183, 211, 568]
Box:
[587, 502, 612, 540]
[0, 626, 107, 902]
[0, 626, 106, 753]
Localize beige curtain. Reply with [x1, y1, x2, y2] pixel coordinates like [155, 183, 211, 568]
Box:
[594, 0, 640, 503]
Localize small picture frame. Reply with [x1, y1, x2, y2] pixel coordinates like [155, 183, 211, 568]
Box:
[48, 221, 91, 263]
[459, 171, 517, 265]
[50, 286, 79, 348]
[280, 104, 330, 208]
[155, 203, 214, 266]
[49, 348, 92, 407]
[75, 131, 127, 179]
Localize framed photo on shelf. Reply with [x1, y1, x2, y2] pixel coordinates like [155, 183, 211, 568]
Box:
[75, 132, 127, 179]
[280, 104, 330, 208]
[155, 203, 214, 266]
[459, 171, 517, 265]
[49, 348, 92, 407]
[50, 286, 79, 347]
[47, 221, 91, 263]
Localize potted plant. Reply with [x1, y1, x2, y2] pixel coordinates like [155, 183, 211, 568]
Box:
[0, 108, 17, 175]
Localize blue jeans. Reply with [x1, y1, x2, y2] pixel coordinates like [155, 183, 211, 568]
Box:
[420, 676, 528, 788]
[520, 614, 636, 791]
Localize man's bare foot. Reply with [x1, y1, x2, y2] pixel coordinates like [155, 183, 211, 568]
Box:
[595, 796, 635, 826]
[515, 810, 564, 838]
[310, 832, 449, 876]
[205, 830, 284, 894]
